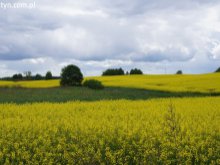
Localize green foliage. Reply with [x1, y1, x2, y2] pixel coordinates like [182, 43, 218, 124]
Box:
[45, 71, 52, 80]
[176, 70, 183, 74]
[102, 68, 125, 76]
[60, 65, 83, 86]
[24, 71, 32, 80]
[0, 87, 215, 103]
[35, 74, 43, 80]
[215, 67, 220, 73]
[130, 68, 143, 75]
[83, 79, 104, 90]
[12, 73, 23, 81]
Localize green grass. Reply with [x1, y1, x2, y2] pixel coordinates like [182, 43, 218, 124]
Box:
[0, 87, 215, 104]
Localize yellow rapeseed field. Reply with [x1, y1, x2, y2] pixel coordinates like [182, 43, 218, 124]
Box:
[0, 80, 60, 88]
[1, 73, 220, 93]
[92, 73, 220, 93]
[0, 97, 219, 164]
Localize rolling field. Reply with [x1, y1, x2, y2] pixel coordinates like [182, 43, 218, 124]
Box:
[0, 74, 220, 164]
[0, 98, 220, 164]
[0, 73, 220, 93]
[93, 73, 220, 93]
[0, 80, 59, 88]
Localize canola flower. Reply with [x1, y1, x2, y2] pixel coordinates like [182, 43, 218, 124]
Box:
[0, 73, 220, 93]
[93, 73, 220, 93]
[0, 97, 219, 164]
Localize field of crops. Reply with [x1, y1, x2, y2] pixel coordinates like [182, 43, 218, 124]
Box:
[0, 73, 219, 164]
[93, 73, 220, 93]
[1, 73, 220, 93]
[0, 80, 59, 88]
[0, 97, 219, 164]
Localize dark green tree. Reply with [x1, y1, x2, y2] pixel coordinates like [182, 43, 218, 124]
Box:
[24, 71, 32, 80]
[215, 67, 220, 73]
[102, 68, 125, 76]
[45, 71, 52, 80]
[130, 68, 143, 75]
[12, 73, 23, 81]
[176, 70, 183, 75]
[35, 74, 43, 80]
[60, 65, 83, 86]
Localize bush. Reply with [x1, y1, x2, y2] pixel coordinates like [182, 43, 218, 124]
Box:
[130, 68, 143, 75]
[176, 70, 183, 75]
[45, 71, 52, 80]
[215, 67, 220, 73]
[102, 68, 124, 76]
[83, 79, 104, 89]
[60, 65, 83, 86]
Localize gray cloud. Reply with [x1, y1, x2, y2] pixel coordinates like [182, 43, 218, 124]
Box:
[0, 0, 220, 76]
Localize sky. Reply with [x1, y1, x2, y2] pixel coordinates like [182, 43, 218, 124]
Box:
[0, 0, 220, 77]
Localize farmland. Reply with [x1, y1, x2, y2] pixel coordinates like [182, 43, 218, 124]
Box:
[0, 98, 220, 164]
[93, 73, 220, 93]
[0, 74, 220, 164]
[1, 73, 220, 93]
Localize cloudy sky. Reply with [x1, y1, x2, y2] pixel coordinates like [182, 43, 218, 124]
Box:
[0, 0, 220, 77]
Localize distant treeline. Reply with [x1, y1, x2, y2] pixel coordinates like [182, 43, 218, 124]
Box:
[1, 66, 220, 81]
[102, 68, 143, 76]
[0, 71, 60, 81]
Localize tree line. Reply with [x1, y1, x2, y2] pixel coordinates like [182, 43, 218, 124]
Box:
[1, 65, 220, 82]
[102, 68, 143, 76]
[0, 71, 59, 81]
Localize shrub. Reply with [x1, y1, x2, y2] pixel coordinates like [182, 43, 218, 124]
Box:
[102, 68, 125, 76]
[130, 68, 143, 75]
[60, 65, 83, 86]
[176, 70, 183, 75]
[45, 71, 52, 80]
[215, 67, 220, 73]
[83, 79, 104, 90]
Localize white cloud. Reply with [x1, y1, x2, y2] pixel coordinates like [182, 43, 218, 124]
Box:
[211, 44, 220, 59]
[0, 0, 220, 76]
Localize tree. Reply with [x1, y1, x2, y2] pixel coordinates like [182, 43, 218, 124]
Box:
[24, 71, 32, 80]
[12, 73, 23, 81]
[102, 68, 125, 76]
[176, 70, 183, 75]
[35, 74, 43, 80]
[215, 67, 220, 73]
[130, 68, 143, 75]
[45, 71, 52, 80]
[60, 65, 83, 86]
